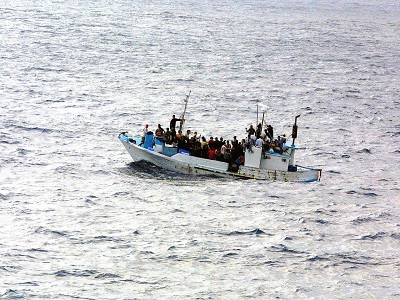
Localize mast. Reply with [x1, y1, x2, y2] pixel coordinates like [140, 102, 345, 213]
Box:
[292, 114, 301, 146]
[261, 112, 265, 132]
[256, 103, 259, 127]
[179, 90, 191, 132]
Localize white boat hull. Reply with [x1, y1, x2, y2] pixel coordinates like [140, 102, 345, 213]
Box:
[119, 134, 321, 182]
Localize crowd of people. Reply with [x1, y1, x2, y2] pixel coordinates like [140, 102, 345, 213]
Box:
[141, 115, 289, 165]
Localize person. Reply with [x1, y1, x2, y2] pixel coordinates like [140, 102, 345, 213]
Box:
[276, 136, 283, 148]
[245, 136, 254, 153]
[224, 146, 232, 162]
[262, 139, 271, 152]
[267, 125, 274, 141]
[241, 139, 246, 152]
[155, 124, 165, 137]
[246, 125, 255, 138]
[170, 115, 183, 132]
[220, 142, 227, 157]
[192, 132, 198, 142]
[234, 155, 244, 166]
[232, 136, 239, 148]
[185, 129, 191, 139]
[176, 130, 182, 140]
[164, 128, 173, 144]
[261, 129, 267, 140]
[192, 138, 202, 157]
[273, 136, 283, 153]
[256, 123, 262, 138]
[200, 136, 209, 158]
[215, 149, 224, 161]
[280, 134, 288, 152]
[281, 134, 287, 144]
[255, 136, 263, 147]
[230, 141, 239, 163]
[213, 137, 221, 150]
[140, 124, 149, 145]
[208, 137, 215, 150]
[177, 134, 186, 150]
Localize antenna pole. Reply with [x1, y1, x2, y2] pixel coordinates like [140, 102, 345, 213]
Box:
[179, 90, 191, 132]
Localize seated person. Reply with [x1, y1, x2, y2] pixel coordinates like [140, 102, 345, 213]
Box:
[208, 137, 215, 150]
[215, 149, 224, 161]
[164, 128, 173, 144]
[155, 124, 165, 137]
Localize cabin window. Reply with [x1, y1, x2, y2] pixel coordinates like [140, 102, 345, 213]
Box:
[282, 159, 286, 163]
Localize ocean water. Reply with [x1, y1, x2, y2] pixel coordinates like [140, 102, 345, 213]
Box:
[1, 0, 399, 299]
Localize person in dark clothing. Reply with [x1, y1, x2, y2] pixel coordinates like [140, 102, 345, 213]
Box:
[256, 123, 262, 138]
[232, 136, 239, 148]
[267, 125, 274, 141]
[164, 128, 173, 144]
[215, 149, 224, 161]
[170, 115, 183, 132]
[246, 125, 255, 138]
[170, 115, 183, 143]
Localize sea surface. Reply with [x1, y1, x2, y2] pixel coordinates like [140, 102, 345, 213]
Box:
[1, 0, 399, 299]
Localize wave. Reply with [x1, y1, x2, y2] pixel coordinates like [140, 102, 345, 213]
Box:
[325, 170, 341, 174]
[55, 269, 98, 277]
[94, 273, 121, 279]
[346, 190, 378, 197]
[226, 229, 269, 236]
[0, 139, 20, 145]
[27, 248, 48, 253]
[88, 235, 123, 243]
[0, 193, 11, 200]
[8, 125, 54, 133]
[360, 232, 387, 240]
[269, 244, 305, 254]
[390, 233, 400, 240]
[34, 227, 68, 237]
[307, 252, 377, 266]
[314, 219, 329, 224]
[357, 148, 372, 154]
[352, 216, 376, 224]
[222, 252, 239, 258]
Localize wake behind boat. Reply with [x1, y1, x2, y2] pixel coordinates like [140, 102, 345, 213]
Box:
[118, 98, 321, 182]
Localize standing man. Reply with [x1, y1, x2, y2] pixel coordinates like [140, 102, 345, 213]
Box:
[267, 125, 274, 141]
[246, 125, 255, 138]
[170, 115, 183, 131]
[141, 124, 149, 145]
[170, 114, 183, 139]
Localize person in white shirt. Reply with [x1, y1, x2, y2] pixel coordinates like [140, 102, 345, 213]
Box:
[141, 124, 149, 145]
[255, 137, 263, 147]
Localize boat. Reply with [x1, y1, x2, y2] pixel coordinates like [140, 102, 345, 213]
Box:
[118, 110, 322, 182]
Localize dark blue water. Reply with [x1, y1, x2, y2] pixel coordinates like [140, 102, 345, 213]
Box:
[1, 0, 399, 299]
